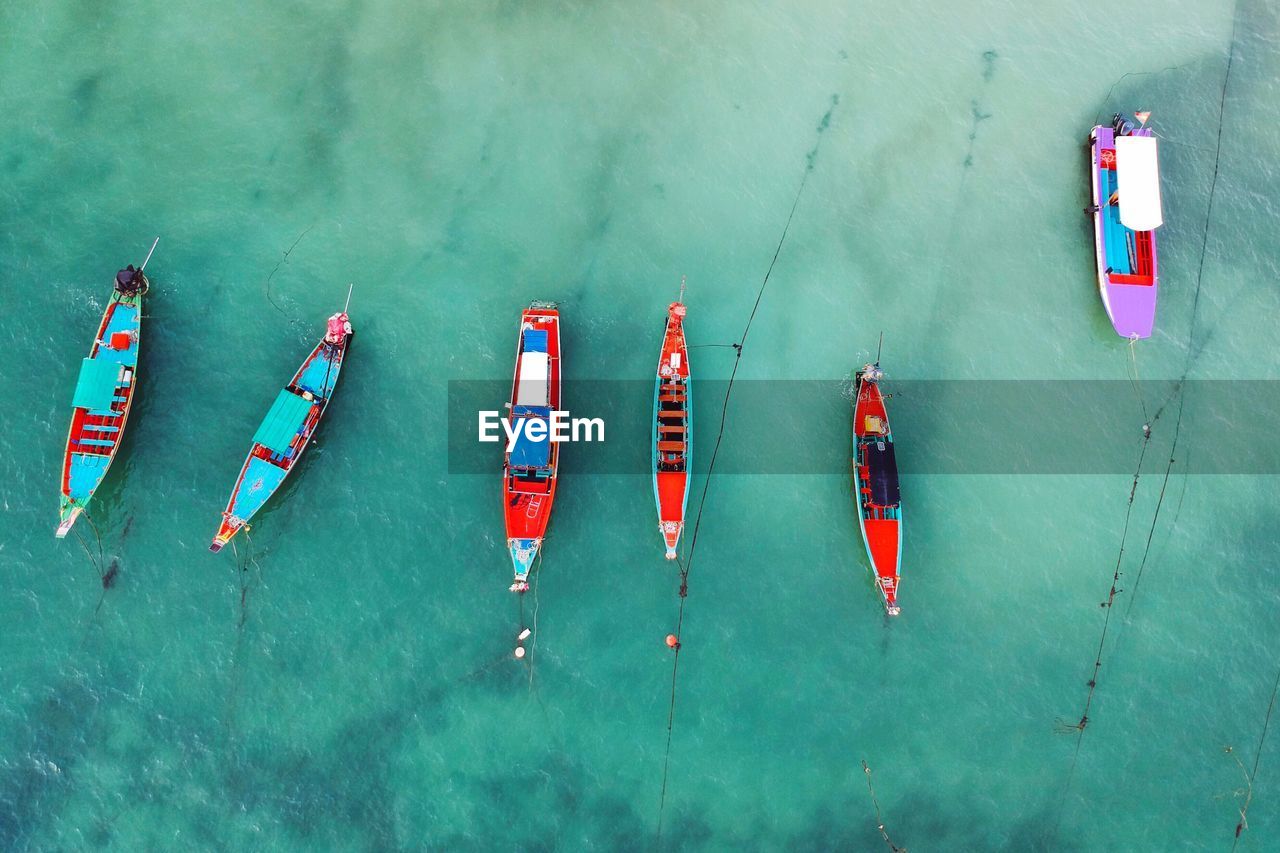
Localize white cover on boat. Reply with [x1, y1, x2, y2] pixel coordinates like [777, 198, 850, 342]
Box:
[1115, 136, 1163, 231]
[516, 352, 549, 406]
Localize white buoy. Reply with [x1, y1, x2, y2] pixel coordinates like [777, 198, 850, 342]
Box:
[514, 646, 527, 659]
[518, 628, 532, 642]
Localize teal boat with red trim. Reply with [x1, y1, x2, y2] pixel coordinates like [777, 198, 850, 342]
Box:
[210, 292, 353, 553]
[57, 239, 158, 539]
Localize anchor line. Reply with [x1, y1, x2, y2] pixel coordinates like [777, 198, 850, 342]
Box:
[656, 97, 836, 844]
[264, 224, 315, 318]
[224, 529, 266, 763]
[71, 509, 115, 649]
[1090, 63, 1197, 127]
[1125, 337, 1148, 424]
[1186, 2, 1238, 380]
[861, 761, 906, 852]
[1122, 392, 1187, 622]
[1054, 427, 1151, 819]
[1231, 666, 1280, 850]
[1057, 6, 1240, 826]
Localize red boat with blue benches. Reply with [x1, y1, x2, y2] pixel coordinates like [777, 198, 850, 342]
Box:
[210, 295, 353, 553]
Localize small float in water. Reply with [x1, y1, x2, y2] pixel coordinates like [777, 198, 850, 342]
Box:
[653, 291, 690, 560]
[57, 238, 158, 539]
[504, 302, 561, 591]
[1088, 112, 1163, 339]
[209, 288, 353, 553]
[852, 355, 902, 615]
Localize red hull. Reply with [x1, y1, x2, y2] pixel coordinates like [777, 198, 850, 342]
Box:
[654, 302, 690, 559]
[853, 368, 902, 615]
[503, 305, 561, 587]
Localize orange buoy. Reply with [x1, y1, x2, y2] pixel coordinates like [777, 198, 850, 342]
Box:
[665, 634, 679, 649]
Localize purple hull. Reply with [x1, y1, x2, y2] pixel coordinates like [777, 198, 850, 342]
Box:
[1089, 125, 1160, 339]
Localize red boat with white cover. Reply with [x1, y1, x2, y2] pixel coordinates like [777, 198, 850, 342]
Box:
[504, 302, 561, 591]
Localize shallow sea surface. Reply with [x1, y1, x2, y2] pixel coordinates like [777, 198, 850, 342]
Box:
[2, 0, 1279, 849]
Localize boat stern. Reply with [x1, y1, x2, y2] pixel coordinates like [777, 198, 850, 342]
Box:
[55, 503, 81, 539]
[880, 576, 901, 616]
[509, 537, 540, 591]
[210, 514, 244, 554]
[661, 520, 683, 560]
[1102, 281, 1157, 339]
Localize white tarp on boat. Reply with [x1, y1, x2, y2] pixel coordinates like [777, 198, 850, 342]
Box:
[1115, 136, 1163, 231]
[516, 352, 549, 406]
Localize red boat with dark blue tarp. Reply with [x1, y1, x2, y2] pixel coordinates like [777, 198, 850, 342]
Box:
[210, 291, 353, 553]
[852, 360, 901, 615]
[504, 302, 561, 591]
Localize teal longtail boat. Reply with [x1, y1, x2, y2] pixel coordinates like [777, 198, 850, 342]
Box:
[57, 239, 158, 539]
[209, 289, 354, 553]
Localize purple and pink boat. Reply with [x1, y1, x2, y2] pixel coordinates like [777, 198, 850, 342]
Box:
[1087, 113, 1164, 339]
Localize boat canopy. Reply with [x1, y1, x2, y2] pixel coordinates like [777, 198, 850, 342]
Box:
[516, 349, 550, 407]
[72, 358, 120, 411]
[523, 329, 548, 353]
[1115, 136, 1163, 231]
[253, 389, 313, 455]
[866, 441, 900, 507]
[510, 405, 551, 468]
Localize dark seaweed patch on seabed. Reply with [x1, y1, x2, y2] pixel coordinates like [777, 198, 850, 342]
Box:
[69, 72, 104, 122]
[963, 50, 997, 169]
[0, 675, 104, 848]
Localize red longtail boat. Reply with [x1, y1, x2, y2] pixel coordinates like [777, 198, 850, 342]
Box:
[504, 302, 561, 591]
[852, 360, 902, 615]
[652, 299, 690, 560]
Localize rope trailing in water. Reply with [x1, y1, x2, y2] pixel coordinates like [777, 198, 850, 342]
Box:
[1057, 7, 1239, 827]
[862, 760, 906, 852]
[71, 509, 122, 650]
[1121, 393, 1186, 622]
[655, 94, 839, 846]
[264, 224, 315, 317]
[1229, 666, 1280, 849]
[1125, 336, 1148, 423]
[225, 527, 263, 747]
[1052, 426, 1152, 826]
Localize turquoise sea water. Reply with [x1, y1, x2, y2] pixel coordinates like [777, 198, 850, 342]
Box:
[3, 0, 1279, 848]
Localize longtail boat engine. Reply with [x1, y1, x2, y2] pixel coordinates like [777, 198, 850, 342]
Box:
[114, 265, 148, 296]
[325, 312, 353, 346]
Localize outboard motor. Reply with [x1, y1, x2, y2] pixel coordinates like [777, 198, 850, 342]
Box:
[1111, 113, 1134, 137]
[324, 312, 353, 346]
[114, 264, 148, 296]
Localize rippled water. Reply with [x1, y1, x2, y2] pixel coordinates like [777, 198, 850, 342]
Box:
[2, 0, 1278, 848]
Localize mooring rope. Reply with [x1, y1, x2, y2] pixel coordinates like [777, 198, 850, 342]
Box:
[263, 224, 315, 317]
[655, 95, 838, 846]
[1230, 666, 1280, 849]
[1053, 427, 1151, 822]
[1121, 393, 1186, 622]
[1056, 6, 1239, 830]
[861, 760, 906, 852]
